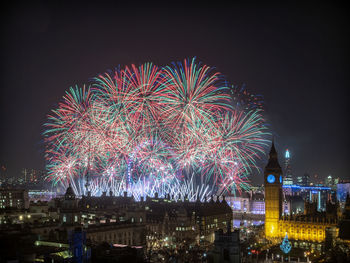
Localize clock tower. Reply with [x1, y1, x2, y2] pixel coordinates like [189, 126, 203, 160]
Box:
[264, 140, 283, 239]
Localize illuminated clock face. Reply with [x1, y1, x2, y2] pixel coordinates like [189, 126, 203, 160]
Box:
[267, 174, 275, 183]
[280, 175, 282, 183]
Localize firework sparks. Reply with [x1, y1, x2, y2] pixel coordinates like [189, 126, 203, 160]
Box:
[44, 58, 270, 198]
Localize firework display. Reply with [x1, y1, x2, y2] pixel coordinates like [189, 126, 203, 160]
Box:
[44, 58, 270, 199]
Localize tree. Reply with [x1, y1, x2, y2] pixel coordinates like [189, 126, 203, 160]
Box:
[280, 233, 291, 254]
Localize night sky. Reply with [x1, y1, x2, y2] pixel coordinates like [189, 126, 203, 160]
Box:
[1, 1, 349, 184]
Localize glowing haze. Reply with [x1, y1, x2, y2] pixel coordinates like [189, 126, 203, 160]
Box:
[44, 58, 270, 199]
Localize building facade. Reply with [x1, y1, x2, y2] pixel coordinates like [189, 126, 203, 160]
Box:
[0, 188, 29, 209]
[264, 142, 339, 250]
[264, 141, 283, 239]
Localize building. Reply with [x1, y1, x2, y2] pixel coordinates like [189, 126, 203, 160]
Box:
[264, 142, 339, 251]
[21, 168, 46, 184]
[325, 175, 333, 188]
[338, 194, 350, 243]
[0, 188, 29, 209]
[68, 188, 232, 247]
[210, 224, 240, 263]
[337, 181, 350, 208]
[283, 149, 293, 185]
[226, 192, 265, 215]
[296, 173, 310, 187]
[264, 141, 283, 240]
[142, 193, 233, 246]
[60, 184, 81, 226]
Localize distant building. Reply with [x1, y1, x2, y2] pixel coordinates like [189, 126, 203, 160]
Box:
[296, 173, 310, 187]
[21, 168, 46, 183]
[337, 181, 350, 207]
[0, 188, 29, 209]
[282, 184, 334, 212]
[226, 192, 265, 215]
[325, 175, 334, 188]
[283, 149, 293, 185]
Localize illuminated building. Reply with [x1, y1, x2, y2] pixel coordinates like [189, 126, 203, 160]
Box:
[283, 149, 293, 185]
[296, 173, 310, 186]
[21, 168, 46, 183]
[0, 188, 29, 209]
[75, 189, 232, 246]
[325, 175, 333, 188]
[264, 141, 283, 239]
[226, 192, 265, 214]
[337, 181, 350, 208]
[28, 190, 57, 202]
[264, 142, 339, 249]
[142, 193, 233, 245]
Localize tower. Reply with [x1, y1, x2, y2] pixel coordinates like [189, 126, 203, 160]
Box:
[60, 185, 80, 225]
[264, 141, 283, 239]
[283, 149, 293, 185]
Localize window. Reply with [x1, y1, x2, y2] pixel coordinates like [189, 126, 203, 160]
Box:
[63, 215, 66, 223]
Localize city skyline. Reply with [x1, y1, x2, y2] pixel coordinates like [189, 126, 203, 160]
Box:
[0, 2, 349, 184]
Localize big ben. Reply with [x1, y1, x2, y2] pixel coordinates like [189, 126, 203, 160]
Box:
[264, 141, 283, 239]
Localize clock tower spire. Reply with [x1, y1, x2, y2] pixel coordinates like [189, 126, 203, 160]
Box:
[264, 139, 283, 240]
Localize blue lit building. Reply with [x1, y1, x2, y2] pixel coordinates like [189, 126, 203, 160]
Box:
[337, 181, 350, 209]
[283, 149, 293, 186]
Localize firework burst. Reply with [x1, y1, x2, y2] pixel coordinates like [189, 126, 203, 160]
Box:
[44, 58, 270, 197]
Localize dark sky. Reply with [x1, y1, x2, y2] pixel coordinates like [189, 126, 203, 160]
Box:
[1, 1, 349, 184]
